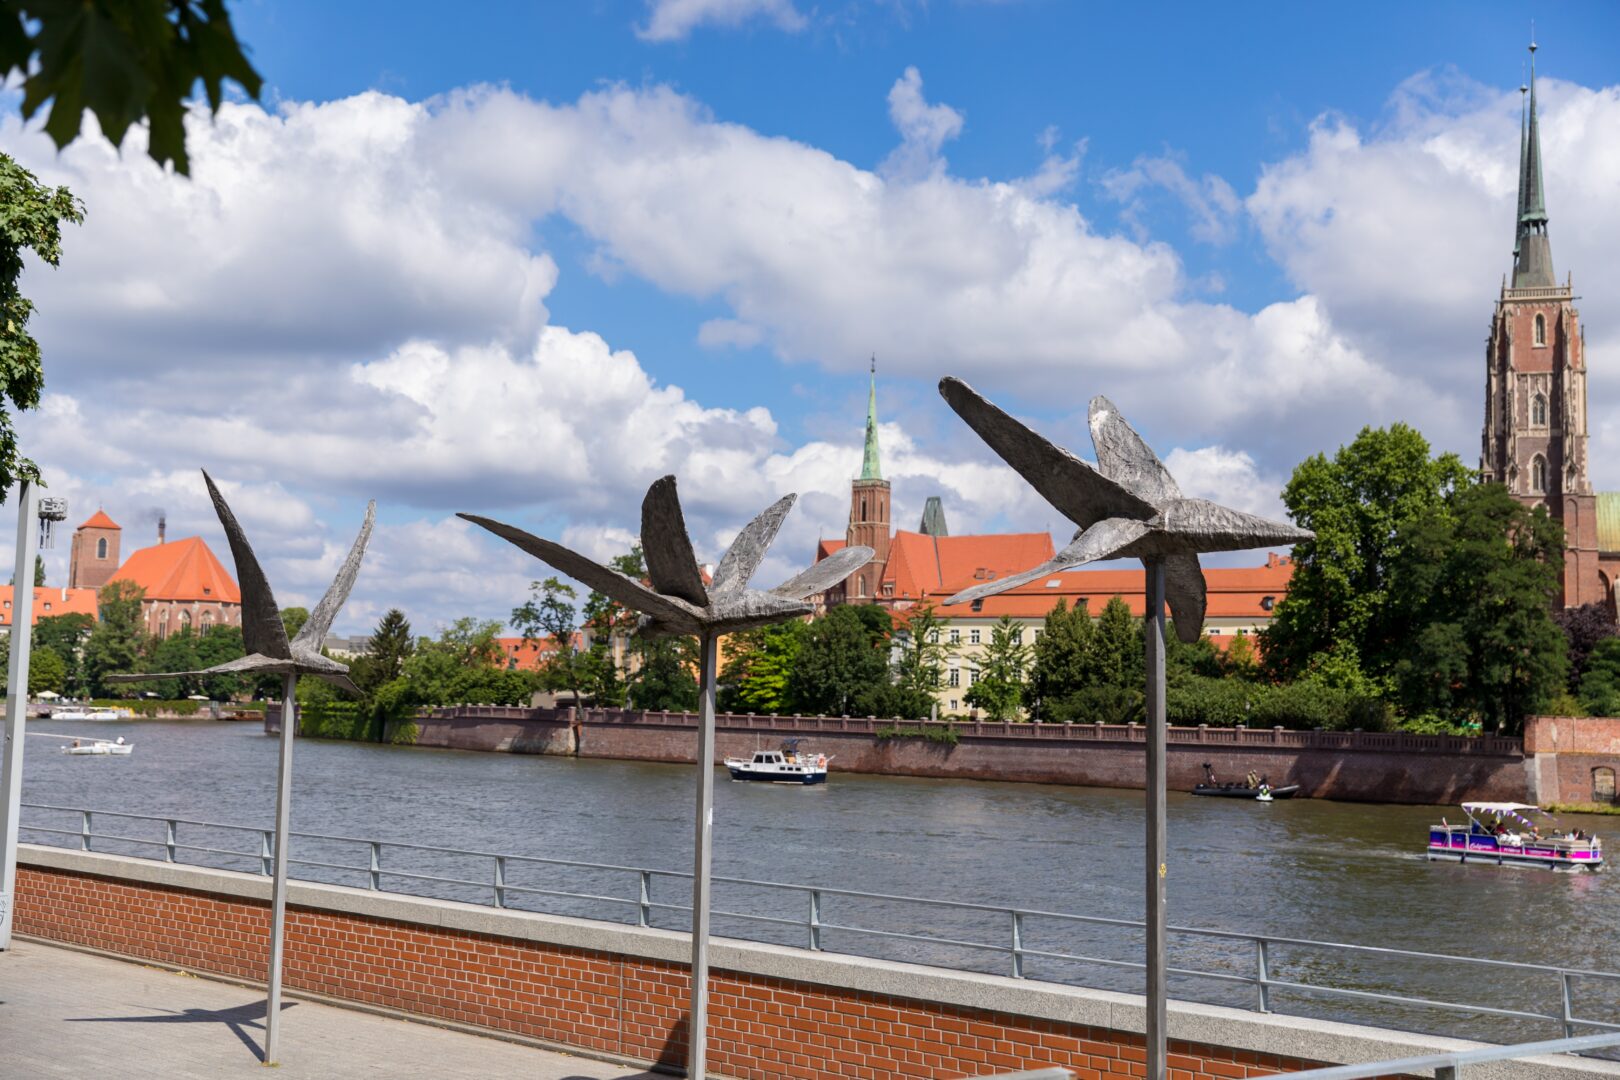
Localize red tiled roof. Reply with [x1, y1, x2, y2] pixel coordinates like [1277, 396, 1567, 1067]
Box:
[495, 634, 585, 671]
[931, 554, 1294, 620]
[0, 586, 100, 627]
[885, 529, 1056, 600]
[111, 537, 241, 604]
[816, 539, 846, 559]
[79, 510, 120, 531]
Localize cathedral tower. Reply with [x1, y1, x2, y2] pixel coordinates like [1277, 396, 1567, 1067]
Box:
[68, 510, 122, 591]
[846, 360, 892, 602]
[1480, 42, 1600, 608]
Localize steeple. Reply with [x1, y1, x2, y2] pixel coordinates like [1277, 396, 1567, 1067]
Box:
[860, 357, 882, 481]
[1512, 39, 1556, 288]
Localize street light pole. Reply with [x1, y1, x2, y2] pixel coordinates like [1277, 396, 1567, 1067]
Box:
[263, 673, 298, 1065]
[0, 481, 39, 950]
[687, 629, 718, 1080]
[1144, 559, 1168, 1080]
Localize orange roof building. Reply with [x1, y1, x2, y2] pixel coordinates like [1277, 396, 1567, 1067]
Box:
[106, 526, 243, 640]
[0, 586, 100, 631]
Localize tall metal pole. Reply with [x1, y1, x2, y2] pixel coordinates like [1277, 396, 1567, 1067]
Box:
[1143, 559, 1168, 1080]
[0, 481, 38, 950]
[263, 673, 298, 1064]
[687, 630, 718, 1080]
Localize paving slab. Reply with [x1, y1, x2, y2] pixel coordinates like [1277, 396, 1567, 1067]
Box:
[0, 940, 661, 1079]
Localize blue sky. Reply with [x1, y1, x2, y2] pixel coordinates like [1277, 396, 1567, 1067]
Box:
[6, 0, 1620, 634]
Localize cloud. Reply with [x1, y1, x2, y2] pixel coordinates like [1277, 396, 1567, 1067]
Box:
[880, 66, 965, 180]
[1102, 152, 1241, 245]
[636, 0, 807, 41]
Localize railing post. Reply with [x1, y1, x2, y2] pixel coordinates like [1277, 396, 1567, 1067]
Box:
[809, 889, 822, 951]
[260, 830, 273, 876]
[1562, 972, 1574, 1039]
[638, 870, 652, 927]
[369, 841, 381, 891]
[1011, 910, 1025, 979]
[1435, 1067, 1457, 1080]
[1256, 938, 1272, 1013]
[80, 810, 91, 851]
[493, 855, 506, 909]
[164, 819, 176, 863]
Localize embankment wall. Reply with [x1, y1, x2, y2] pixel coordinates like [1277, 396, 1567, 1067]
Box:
[18, 845, 1612, 1080]
[1523, 716, 1620, 806]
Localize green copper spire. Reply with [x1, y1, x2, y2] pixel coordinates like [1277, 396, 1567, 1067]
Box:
[1514, 79, 1527, 260]
[860, 357, 882, 481]
[1512, 39, 1556, 288]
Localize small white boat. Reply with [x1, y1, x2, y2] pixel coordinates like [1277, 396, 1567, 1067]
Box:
[49, 705, 124, 721]
[31, 732, 135, 756]
[725, 739, 829, 784]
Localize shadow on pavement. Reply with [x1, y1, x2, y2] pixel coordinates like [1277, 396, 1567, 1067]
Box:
[67, 998, 296, 1062]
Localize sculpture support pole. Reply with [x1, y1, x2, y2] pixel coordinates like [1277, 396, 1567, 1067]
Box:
[0, 481, 38, 950]
[1144, 559, 1168, 1080]
[264, 674, 298, 1065]
[688, 630, 719, 1080]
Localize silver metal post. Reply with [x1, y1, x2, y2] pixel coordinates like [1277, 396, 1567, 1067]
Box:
[263, 676, 298, 1065]
[808, 889, 822, 951]
[369, 841, 381, 891]
[1012, 910, 1025, 979]
[1256, 938, 1272, 1013]
[1144, 559, 1168, 1080]
[638, 869, 652, 927]
[165, 820, 177, 863]
[1561, 972, 1574, 1039]
[493, 855, 506, 908]
[687, 630, 719, 1080]
[0, 481, 40, 950]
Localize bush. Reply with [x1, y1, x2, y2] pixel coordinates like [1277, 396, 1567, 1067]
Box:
[1162, 676, 1386, 731]
[90, 698, 202, 717]
[388, 720, 420, 746]
[1046, 684, 1144, 725]
[295, 701, 369, 741]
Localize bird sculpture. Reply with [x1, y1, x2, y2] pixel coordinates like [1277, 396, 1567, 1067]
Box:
[938, 377, 1313, 640]
[108, 471, 375, 693]
[459, 475, 874, 638]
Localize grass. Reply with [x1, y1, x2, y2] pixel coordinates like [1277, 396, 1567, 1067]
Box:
[1543, 802, 1620, 816]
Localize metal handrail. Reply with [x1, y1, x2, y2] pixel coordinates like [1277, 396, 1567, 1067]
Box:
[17, 800, 1620, 1045]
[1281, 1030, 1620, 1079]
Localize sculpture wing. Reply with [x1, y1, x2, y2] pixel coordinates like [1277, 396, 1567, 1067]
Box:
[944, 518, 1152, 607]
[939, 378, 1157, 527]
[640, 475, 710, 607]
[458, 513, 703, 631]
[103, 654, 295, 682]
[1154, 499, 1314, 553]
[202, 471, 291, 660]
[1088, 396, 1181, 508]
[1162, 553, 1207, 644]
[711, 493, 796, 598]
[293, 500, 375, 653]
[771, 545, 875, 600]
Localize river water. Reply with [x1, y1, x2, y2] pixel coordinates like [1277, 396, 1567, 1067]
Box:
[17, 719, 1620, 1045]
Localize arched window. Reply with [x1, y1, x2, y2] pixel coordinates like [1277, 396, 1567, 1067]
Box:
[1531, 455, 1548, 494]
[860, 497, 867, 520]
[200, 611, 213, 631]
[857, 576, 866, 598]
[96, 537, 107, 559]
[1532, 393, 1547, 426]
[180, 610, 192, 632]
[1535, 313, 1547, 346]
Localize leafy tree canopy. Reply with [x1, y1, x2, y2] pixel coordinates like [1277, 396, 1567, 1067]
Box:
[788, 605, 888, 717]
[0, 0, 262, 174]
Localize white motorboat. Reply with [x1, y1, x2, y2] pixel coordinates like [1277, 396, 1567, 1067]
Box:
[49, 705, 125, 721]
[725, 739, 829, 784]
[31, 732, 135, 756]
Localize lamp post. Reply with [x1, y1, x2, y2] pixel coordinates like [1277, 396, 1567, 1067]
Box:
[0, 482, 42, 949]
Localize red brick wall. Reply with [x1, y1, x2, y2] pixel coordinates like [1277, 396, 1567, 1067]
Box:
[1522, 717, 1620, 804]
[15, 863, 1323, 1080]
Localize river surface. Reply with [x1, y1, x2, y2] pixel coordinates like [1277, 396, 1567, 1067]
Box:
[17, 720, 1620, 1045]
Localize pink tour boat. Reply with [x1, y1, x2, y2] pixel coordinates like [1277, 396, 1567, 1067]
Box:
[1428, 802, 1603, 871]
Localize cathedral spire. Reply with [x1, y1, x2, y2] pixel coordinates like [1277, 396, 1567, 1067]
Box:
[860, 357, 882, 481]
[1512, 38, 1556, 287]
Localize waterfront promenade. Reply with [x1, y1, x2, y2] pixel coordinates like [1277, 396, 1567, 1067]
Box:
[0, 939, 657, 1079]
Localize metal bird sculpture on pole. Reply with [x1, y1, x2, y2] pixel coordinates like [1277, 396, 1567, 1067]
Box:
[460, 475, 872, 1080]
[109, 470, 375, 1066]
[937, 377, 1311, 1080]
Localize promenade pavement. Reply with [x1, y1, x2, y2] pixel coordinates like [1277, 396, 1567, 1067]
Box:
[0, 939, 661, 1079]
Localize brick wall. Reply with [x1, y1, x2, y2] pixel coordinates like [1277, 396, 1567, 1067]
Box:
[15, 859, 1327, 1080]
[1521, 716, 1620, 805]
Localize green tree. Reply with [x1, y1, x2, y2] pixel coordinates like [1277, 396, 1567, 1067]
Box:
[1579, 637, 1620, 717]
[0, 0, 262, 174]
[788, 605, 889, 717]
[280, 606, 309, 639]
[34, 611, 94, 693]
[629, 634, 699, 711]
[1261, 425, 1469, 685]
[1387, 482, 1567, 733]
[891, 605, 954, 713]
[192, 623, 244, 699]
[83, 579, 146, 695]
[32, 553, 42, 586]
[513, 577, 584, 706]
[1090, 596, 1143, 688]
[27, 642, 65, 695]
[0, 154, 82, 492]
[1028, 600, 1091, 718]
[141, 624, 200, 698]
[720, 621, 803, 713]
[964, 615, 1030, 720]
[1219, 634, 1259, 680]
[348, 608, 413, 698]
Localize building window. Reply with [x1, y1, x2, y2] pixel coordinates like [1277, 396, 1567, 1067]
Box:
[949, 699, 958, 711]
[969, 629, 981, 645]
[949, 629, 960, 644]
[1531, 454, 1548, 494]
[1532, 393, 1547, 426]
[857, 577, 866, 598]
[1595, 767, 1616, 804]
[948, 667, 960, 687]
[967, 668, 978, 686]
[201, 611, 213, 630]
[180, 610, 192, 631]
[1534, 313, 1547, 346]
[1012, 628, 1024, 644]
[96, 537, 107, 559]
[1260, 596, 1275, 612]
[927, 629, 940, 644]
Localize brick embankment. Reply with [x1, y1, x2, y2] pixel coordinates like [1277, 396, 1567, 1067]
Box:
[18, 846, 1612, 1080]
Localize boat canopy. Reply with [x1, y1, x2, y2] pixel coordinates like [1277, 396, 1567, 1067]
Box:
[1461, 802, 1540, 814]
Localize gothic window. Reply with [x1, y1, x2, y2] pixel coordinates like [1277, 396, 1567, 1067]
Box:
[860, 497, 867, 520]
[96, 537, 107, 559]
[1532, 393, 1547, 426]
[857, 576, 866, 598]
[180, 610, 192, 631]
[201, 611, 213, 630]
[1534, 313, 1547, 346]
[1531, 455, 1548, 494]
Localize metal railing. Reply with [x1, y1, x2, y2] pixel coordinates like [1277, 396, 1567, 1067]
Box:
[19, 801, 1620, 1050]
[1281, 1030, 1620, 1079]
